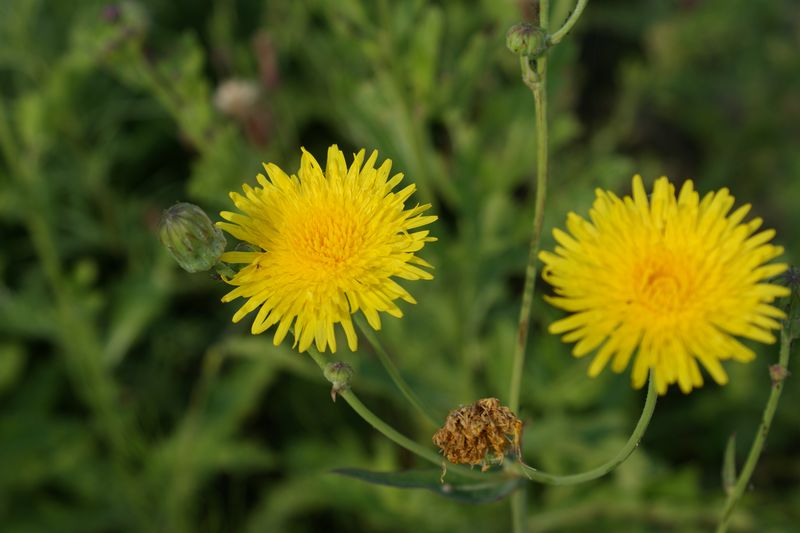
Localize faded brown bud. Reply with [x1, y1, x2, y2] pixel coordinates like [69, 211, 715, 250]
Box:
[432, 398, 523, 472]
[769, 364, 790, 386]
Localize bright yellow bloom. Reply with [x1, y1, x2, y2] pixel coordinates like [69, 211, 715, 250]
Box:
[540, 175, 789, 394]
[217, 145, 437, 353]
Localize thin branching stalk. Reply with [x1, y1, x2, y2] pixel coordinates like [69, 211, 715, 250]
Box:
[306, 348, 502, 481]
[355, 317, 442, 426]
[549, 0, 589, 45]
[308, 344, 657, 487]
[716, 325, 794, 532]
[508, 0, 551, 416]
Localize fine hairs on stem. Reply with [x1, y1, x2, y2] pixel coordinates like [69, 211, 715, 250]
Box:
[716, 323, 794, 532]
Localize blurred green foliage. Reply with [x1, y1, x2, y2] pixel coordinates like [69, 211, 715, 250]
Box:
[1, 0, 799, 531]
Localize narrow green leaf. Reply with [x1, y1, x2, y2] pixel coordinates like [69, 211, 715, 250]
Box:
[722, 433, 737, 495]
[332, 468, 521, 504]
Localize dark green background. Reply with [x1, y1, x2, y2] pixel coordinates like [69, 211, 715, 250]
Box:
[1, 0, 798, 531]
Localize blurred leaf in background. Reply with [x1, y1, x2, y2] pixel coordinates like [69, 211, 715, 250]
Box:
[0, 0, 798, 531]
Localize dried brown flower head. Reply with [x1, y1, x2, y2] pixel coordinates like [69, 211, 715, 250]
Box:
[432, 398, 523, 471]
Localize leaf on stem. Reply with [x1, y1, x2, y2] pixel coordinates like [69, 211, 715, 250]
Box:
[333, 468, 522, 504]
[722, 433, 737, 495]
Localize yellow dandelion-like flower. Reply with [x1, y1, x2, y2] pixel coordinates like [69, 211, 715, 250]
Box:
[539, 175, 789, 394]
[216, 145, 437, 353]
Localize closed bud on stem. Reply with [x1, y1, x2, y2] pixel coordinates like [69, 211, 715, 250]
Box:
[159, 202, 226, 273]
[323, 361, 353, 402]
[505, 23, 547, 58]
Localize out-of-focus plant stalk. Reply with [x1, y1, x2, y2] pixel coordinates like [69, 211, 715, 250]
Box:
[0, 101, 126, 454]
[716, 324, 794, 532]
[0, 99, 150, 528]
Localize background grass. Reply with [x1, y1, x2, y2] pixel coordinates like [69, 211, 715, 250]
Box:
[1, 0, 799, 531]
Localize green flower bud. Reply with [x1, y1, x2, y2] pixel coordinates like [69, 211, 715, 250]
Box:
[159, 202, 226, 273]
[506, 23, 547, 58]
[323, 361, 353, 402]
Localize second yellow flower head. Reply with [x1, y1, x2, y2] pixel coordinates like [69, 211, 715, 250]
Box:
[540, 175, 789, 394]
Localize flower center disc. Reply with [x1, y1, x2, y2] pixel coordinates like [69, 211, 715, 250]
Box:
[642, 272, 682, 311]
[633, 250, 690, 314]
[289, 205, 365, 276]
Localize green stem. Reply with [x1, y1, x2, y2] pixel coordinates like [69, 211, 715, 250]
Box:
[716, 326, 793, 533]
[513, 372, 658, 485]
[508, 2, 550, 415]
[549, 0, 589, 45]
[354, 317, 441, 427]
[306, 348, 496, 481]
[511, 486, 528, 533]
[308, 341, 658, 487]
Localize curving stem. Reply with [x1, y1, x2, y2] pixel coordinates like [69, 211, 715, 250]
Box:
[512, 371, 658, 485]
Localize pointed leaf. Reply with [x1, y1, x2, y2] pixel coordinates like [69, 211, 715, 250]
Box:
[722, 433, 737, 495]
[332, 468, 521, 504]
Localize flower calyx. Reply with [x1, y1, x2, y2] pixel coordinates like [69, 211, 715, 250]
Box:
[324, 361, 354, 402]
[159, 202, 226, 273]
[506, 23, 548, 59]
